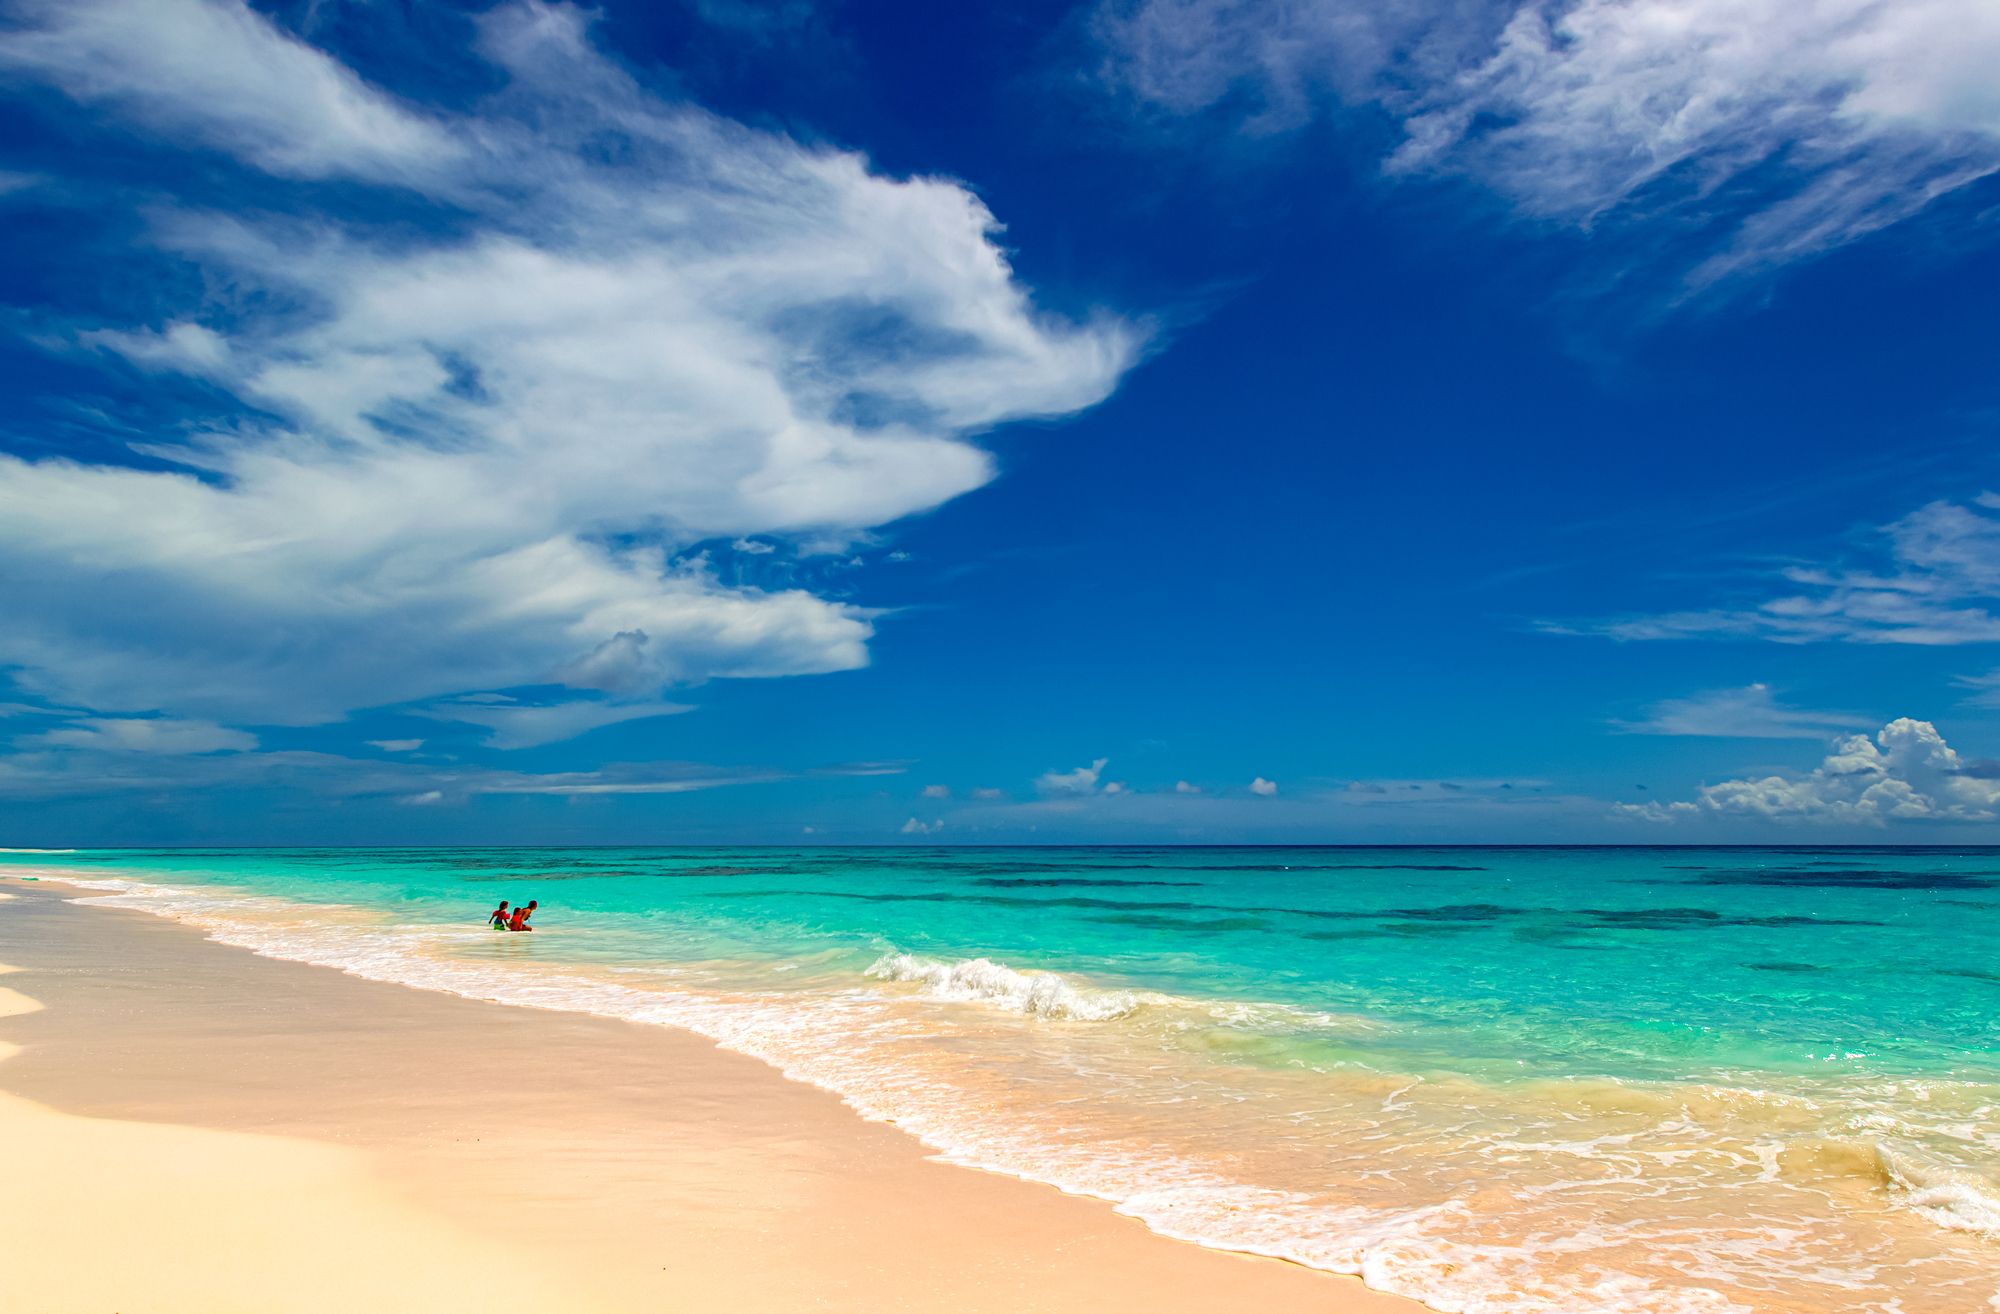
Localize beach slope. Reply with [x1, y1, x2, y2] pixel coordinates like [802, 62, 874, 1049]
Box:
[0, 883, 1421, 1314]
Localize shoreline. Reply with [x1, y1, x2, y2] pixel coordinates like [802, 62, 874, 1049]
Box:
[0, 878, 1423, 1313]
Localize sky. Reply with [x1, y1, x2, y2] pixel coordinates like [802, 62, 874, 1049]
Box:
[3, 0, 2000, 845]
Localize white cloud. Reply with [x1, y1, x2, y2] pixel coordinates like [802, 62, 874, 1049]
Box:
[1562, 497, 2000, 647]
[368, 739, 424, 752]
[1037, 757, 1110, 793]
[0, 0, 1138, 734]
[26, 716, 256, 755]
[731, 538, 777, 555]
[1101, 780, 1128, 795]
[0, 0, 462, 183]
[817, 762, 909, 779]
[1249, 775, 1277, 795]
[1955, 670, 2000, 708]
[1629, 717, 2000, 823]
[1617, 684, 1868, 738]
[1612, 799, 1700, 823]
[81, 321, 230, 374]
[970, 786, 1006, 800]
[1175, 779, 1201, 793]
[398, 789, 446, 807]
[920, 783, 951, 799]
[1095, 0, 2000, 283]
[900, 816, 944, 834]
[419, 697, 692, 751]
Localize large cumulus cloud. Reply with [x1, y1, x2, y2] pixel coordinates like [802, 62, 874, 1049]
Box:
[0, 0, 1139, 728]
[1618, 718, 2000, 824]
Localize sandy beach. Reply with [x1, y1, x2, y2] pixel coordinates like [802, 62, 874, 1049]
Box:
[0, 879, 1420, 1314]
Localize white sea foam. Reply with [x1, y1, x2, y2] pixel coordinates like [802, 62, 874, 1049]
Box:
[1882, 1147, 2000, 1237]
[865, 951, 1150, 1021]
[864, 951, 1379, 1037]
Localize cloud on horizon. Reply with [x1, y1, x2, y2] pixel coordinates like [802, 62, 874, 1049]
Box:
[939, 771, 1595, 840]
[1036, 757, 1111, 793]
[1616, 716, 2000, 823]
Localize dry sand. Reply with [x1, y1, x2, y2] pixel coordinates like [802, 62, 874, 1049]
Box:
[0, 880, 1424, 1313]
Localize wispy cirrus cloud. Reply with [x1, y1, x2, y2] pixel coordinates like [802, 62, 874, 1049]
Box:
[417, 696, 694, 751]
[467, 766, 790, 798]
[0, 0, 462, 182]
[24, 716, 257, 755]
[0, 0, 1138, 748]
[1551, 497, 2000, 646]
[1614, 684, 1868, 739]
[0, 733, 890, 804]
[1093, 0, 2000, 286]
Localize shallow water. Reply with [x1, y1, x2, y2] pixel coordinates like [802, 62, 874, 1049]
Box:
[10, 846, 1998, 1313]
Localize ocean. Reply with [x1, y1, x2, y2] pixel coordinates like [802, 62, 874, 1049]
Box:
[8, 845, 1997, 1313]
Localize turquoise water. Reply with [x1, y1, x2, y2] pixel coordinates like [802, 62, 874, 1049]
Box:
[9, 846, 1999, 1313]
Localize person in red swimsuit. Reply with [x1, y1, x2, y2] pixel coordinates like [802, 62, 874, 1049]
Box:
[507, 899, 538, 932]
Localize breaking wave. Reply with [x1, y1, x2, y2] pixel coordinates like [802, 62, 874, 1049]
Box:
[865, 951, 1153, 1021]
[1883, 1147, 2000, 1238]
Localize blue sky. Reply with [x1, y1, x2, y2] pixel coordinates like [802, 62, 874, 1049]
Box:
[4, 0, 2000, 844]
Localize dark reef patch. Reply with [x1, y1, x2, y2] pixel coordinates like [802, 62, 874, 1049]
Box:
[1383, 903, 1525, 921]
[1090, 913, 1272, 933]
[973, 877, 1202, 889]
[1937, 967, 2000, 987]
[1579, 907, 1880, 930]
[1683, 869, 1998, 891]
